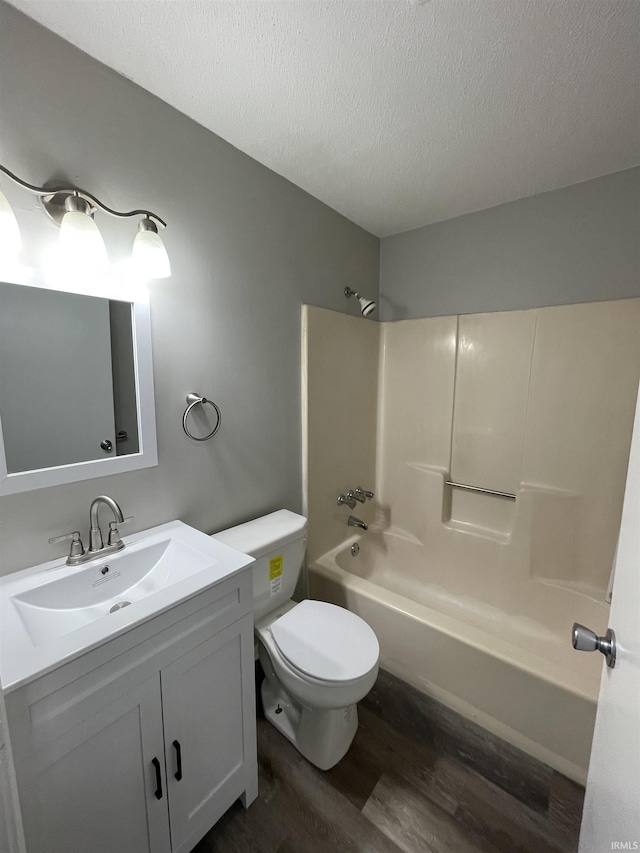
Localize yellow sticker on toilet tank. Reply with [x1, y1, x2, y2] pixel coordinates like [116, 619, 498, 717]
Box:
[269, 555, 283, 596]
[269, 555, 283, 580]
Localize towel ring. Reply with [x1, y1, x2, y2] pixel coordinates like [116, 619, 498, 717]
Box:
[182, 393, 222, 441]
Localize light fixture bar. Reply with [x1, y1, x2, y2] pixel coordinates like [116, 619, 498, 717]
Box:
[0, 164, 167, 228]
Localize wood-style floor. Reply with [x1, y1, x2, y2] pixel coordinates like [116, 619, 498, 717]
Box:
[194, 669, 584, 853]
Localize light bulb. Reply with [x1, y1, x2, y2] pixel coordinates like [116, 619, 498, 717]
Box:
[58, 196, 108, 273]
[132, 217, 171, 280]
[0, 188, 22, 261]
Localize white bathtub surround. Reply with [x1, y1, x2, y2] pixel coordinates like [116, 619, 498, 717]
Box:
[303, 298, 640, 781]
[452, 310, 536, 497]
[301, 307, 379, 562]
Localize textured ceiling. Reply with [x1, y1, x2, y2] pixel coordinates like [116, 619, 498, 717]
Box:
[6, 0, 640, 237]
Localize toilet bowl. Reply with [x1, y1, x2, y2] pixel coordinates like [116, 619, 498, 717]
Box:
[212, 510, 379, 770]
[256, 599, 379, 769]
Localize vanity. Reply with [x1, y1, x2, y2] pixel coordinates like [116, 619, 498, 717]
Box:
[0, 522, 258, 853]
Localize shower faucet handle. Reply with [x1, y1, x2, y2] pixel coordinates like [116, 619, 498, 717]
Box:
[337, 493, 357, 510]
[354, 487, 374, 501]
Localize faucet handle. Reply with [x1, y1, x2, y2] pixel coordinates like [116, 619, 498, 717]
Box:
[355, 487, 374, 501]
[337, 493, 357, 510]
[48, 531, 85, 558]
[349, 489, 366, 504]
[108, 516, 133, 546]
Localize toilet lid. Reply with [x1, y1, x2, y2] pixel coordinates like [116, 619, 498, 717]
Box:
[270, 600, 379, 683]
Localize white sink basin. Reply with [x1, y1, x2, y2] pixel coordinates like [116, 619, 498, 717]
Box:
[12, 537, 217, 646]
[0, 520, 254, 691]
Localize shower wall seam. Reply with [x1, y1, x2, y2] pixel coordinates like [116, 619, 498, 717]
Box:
[447, 315, 461, 479]
[518, 311, 539, 492]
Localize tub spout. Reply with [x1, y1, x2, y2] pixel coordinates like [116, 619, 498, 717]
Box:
[348, 516, 368, 531]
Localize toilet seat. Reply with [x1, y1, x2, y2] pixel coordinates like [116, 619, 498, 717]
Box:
[269, 599, 379, 684]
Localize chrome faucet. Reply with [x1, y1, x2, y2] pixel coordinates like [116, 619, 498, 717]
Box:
[348, 516, 368, 531]
[49, 495, 131, 566]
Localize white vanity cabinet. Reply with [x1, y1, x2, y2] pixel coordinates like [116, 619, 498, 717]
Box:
[4, 568, 258, 853]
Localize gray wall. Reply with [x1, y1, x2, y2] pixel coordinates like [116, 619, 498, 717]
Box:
[380, 167, 640, 321]
[0, 4, 379, 574]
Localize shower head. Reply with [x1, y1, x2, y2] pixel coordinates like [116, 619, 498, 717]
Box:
[344, 287, 376, 317]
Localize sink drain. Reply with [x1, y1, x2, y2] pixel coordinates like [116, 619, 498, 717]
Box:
[110, 601, 131, 613]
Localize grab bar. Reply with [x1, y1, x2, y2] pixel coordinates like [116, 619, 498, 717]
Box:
[446, 481, 516, 501]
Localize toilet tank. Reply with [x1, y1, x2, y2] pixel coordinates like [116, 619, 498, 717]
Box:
[211, 510, 308, 621]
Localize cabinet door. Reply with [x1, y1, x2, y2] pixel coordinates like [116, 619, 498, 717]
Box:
[16, 675, 171, 853]
[161, 615, 257, 853]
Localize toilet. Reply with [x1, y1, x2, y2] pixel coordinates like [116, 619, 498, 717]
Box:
[212, 509, 379, 770]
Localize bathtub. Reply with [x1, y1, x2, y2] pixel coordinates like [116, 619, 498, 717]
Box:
[309, 531, 608, 784]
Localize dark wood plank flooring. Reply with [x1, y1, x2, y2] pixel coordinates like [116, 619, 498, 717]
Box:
[194, 669, 584, 853]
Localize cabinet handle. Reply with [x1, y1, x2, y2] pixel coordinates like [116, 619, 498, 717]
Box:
[173, 740, 183, 781]
[151, 757, 163, 800]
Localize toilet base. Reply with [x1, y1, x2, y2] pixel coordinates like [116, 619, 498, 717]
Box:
[261, 678, 358, 771]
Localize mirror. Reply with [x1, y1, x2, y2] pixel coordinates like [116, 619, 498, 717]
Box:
[0, 281, 157, 495]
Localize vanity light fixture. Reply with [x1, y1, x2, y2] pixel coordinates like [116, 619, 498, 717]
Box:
[0, 164, 171, 281]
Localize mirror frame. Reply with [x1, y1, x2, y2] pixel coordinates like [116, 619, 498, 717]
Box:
[0, 283, 157, 495]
